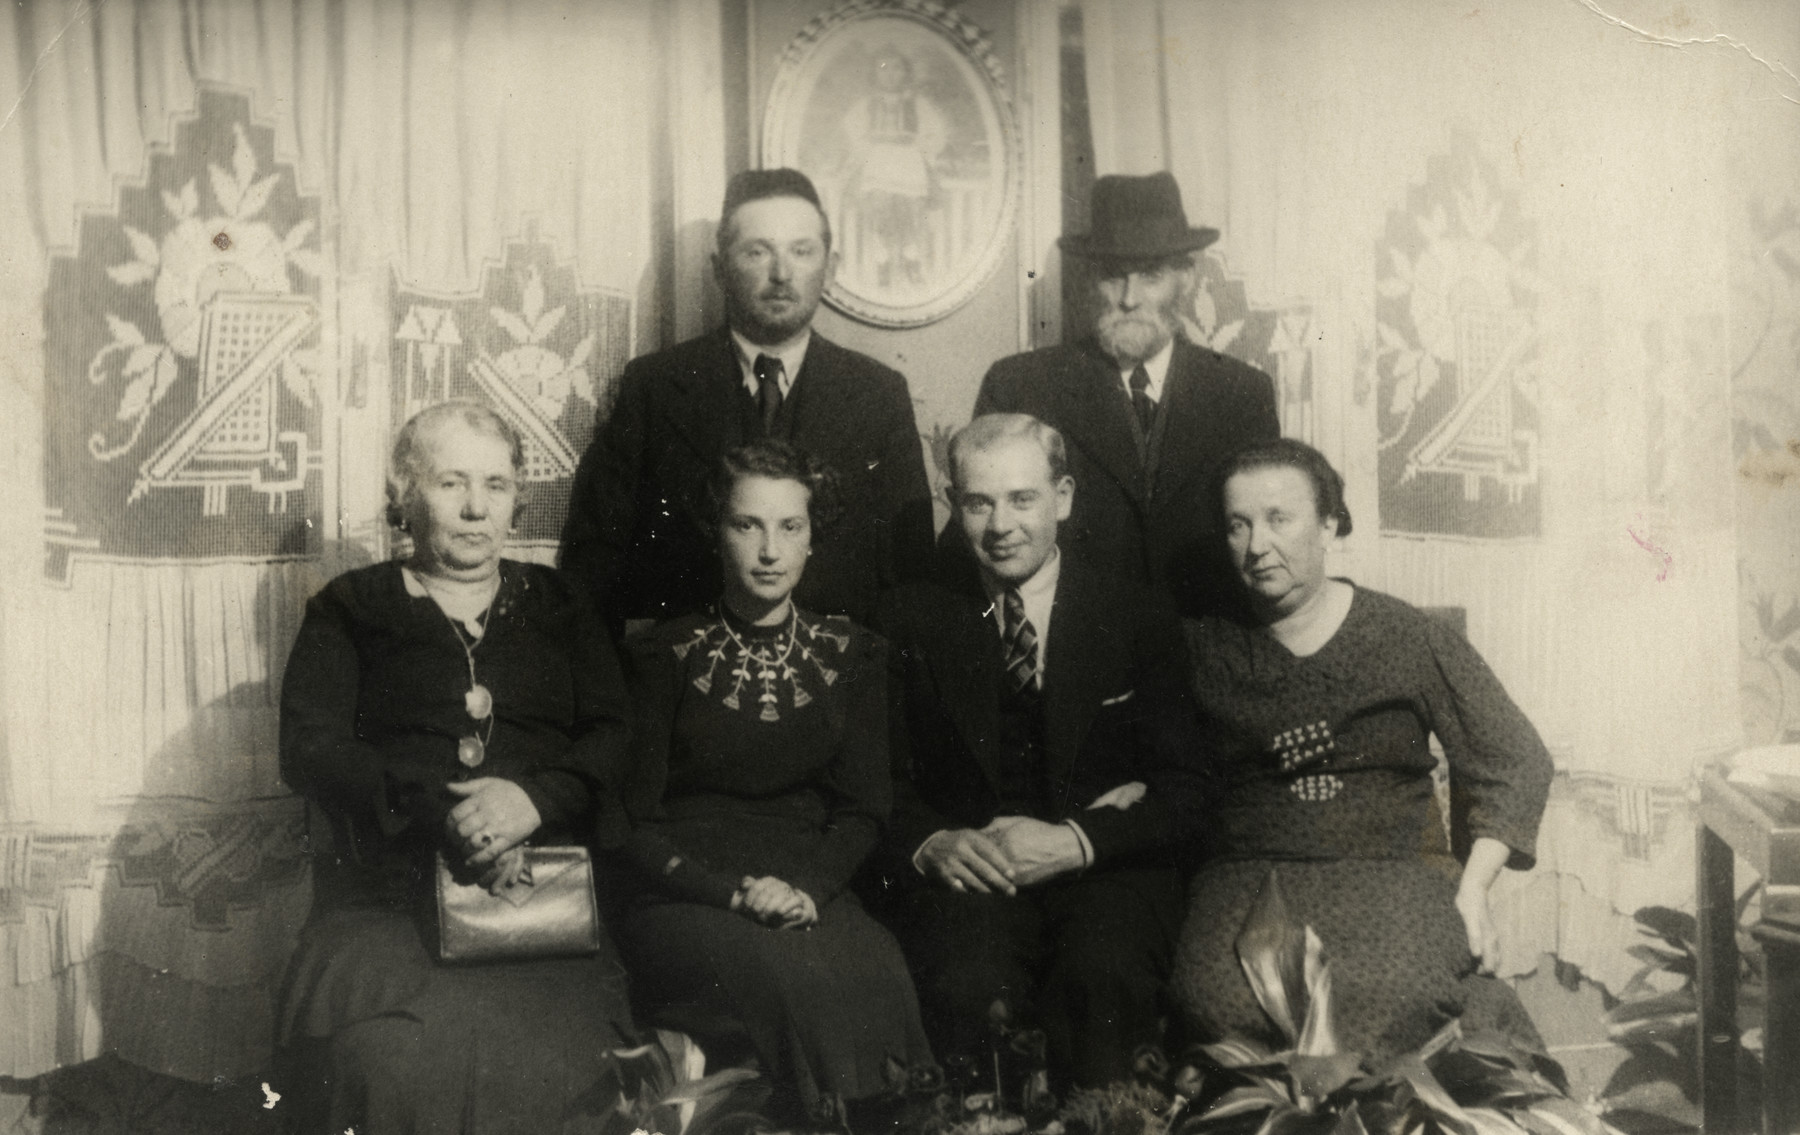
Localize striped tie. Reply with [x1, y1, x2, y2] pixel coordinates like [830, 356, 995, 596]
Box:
[1002, 587, 1038, 696]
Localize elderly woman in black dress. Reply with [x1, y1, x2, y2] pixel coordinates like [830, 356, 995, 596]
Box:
[276, 401, 637, 1133]
[1172, 439, 1553, 1062]
[614, 438, 932, 1122]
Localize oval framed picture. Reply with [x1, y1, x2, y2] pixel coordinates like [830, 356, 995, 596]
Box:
[762, 0, 1020, 329]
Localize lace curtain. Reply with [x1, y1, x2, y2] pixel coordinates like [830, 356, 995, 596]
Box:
[1080, 0, 1796, 992]
[0, 0, 724, 1079]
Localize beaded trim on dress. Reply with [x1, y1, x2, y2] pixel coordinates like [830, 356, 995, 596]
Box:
[672, 608, 850, 722]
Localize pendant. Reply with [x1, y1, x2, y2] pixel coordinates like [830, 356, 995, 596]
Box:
[458, 735, 486, 768]
[465, 683, 493, 721]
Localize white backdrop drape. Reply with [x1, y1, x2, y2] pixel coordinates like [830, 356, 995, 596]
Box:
[0, 0, 724, 1079]
[2, 0, 1794, 1086]
[1081, 0, 1797, 992]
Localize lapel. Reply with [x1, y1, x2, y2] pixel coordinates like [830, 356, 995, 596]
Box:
[1058, 342, 1147, 510]
[920, 563, 1006, 787]
[1038, 555, 1109, 794]
[661, 328, 750, 461]
[785, 334, 856, 446]
[1147, 338, 1218, 511]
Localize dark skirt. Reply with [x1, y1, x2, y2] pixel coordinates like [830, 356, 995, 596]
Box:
[1171, 857, 1541, 1064]
[618, 891, 933, 1111]
[276, 906, 636, 1135]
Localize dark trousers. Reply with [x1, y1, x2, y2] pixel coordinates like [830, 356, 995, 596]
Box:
[883, 865, 1184, 1090]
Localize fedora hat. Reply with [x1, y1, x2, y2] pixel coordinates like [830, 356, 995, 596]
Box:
[1059, 171, 1218, 261]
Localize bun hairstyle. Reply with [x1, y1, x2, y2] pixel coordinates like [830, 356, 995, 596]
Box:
[1213, 438, 1353, 537]
[384, 400, 527, 530]
[703, 437, 843, 540]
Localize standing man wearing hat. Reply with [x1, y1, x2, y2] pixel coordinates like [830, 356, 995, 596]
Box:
[974, 171, 1279, 617]
[562, 168, 935, 628]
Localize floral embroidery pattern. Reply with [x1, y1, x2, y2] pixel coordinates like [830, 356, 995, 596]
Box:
[674, 610, 846, 722]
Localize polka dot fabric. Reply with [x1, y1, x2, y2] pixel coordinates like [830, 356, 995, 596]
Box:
[1173, 585, 1554, 1062]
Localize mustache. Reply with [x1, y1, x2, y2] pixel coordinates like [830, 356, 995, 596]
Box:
[1096, 308, 1175, 334]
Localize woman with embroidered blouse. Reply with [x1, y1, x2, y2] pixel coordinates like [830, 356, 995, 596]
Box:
[275, 401, 637, 1134]
[614, 438, 932, 1122]
[1171, 439, 1553, 1062]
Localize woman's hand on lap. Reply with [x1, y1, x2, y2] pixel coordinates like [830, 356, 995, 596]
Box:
[478, 844, 531, 894]
[446, 778, 541, 865]
[732, 875, 814, 928]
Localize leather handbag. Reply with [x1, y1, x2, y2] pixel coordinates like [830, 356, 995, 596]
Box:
[434, 845, 602, 963]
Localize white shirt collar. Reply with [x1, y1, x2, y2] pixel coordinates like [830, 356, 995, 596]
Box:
[980, 545, 1060, 684]
[1117, 336, 1176, 402]
[730, 327, 811, 399]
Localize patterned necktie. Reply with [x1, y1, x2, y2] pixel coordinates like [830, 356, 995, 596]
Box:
[1002, 587, 1038, 696]
[1129, 364, 1155, 435]
[753, 354, 785, 432]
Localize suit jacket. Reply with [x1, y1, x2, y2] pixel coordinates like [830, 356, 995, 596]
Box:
[561, 327, 935, 626]
[974, 336, 1279, 618]
[875, 552, 1213, 886]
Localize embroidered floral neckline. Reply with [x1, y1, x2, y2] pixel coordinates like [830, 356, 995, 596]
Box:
[673, 606, 849, 722]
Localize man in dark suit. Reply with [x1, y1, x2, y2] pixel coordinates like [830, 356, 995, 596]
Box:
[875, 413, 1209, 1092]
[561, 168, 934, 627]
[976, 171, 1279, 618]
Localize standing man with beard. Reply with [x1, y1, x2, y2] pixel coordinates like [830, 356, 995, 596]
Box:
[562, 168, 935, 628]
[974, 172, 1279, 617]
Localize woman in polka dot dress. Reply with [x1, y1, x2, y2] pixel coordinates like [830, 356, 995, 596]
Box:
[1170, 439, 1552, 1063]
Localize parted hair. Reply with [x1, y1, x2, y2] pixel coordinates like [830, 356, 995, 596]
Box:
[384, 400, 526, 530]
[1213, 437, 1354, 537]
[946, 413, 1070, 492]
[702, 437, 843, 540]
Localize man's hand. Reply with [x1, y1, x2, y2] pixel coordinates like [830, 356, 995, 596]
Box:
[1086, 781, 1146, 811]
[982, 817, 1085, 887]
[916, 829, 1017, 896]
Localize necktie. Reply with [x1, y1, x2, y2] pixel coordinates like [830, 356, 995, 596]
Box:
[1002, 587, 1038, 696]
[753, 354, 784, 432]
[1129, 364, 1155, 435]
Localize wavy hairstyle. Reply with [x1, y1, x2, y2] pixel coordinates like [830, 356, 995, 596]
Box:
[1212, 437, 1354, 537]
[384, 400, 527, 530]
[702, 437, 843, 541]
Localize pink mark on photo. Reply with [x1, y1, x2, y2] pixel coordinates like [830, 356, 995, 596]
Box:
[1626, 519, 1672, 582]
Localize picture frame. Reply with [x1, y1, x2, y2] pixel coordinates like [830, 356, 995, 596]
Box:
[762, 0, 1020, 329]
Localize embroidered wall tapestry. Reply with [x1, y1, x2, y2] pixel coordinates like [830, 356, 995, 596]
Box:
[43, 89, 325, 581]
[390, 237, 633, 549]
[1373, 136, 1542, 538]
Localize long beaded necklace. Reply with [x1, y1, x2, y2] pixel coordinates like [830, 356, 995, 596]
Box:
[415, 570, 498, 768]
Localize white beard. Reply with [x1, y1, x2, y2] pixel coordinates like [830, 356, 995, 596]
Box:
[1096, 308, 1177, 365]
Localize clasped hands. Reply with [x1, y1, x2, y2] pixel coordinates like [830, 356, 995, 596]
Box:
[444, 777, 542, 894]
[731, 876, 819, 930]
[918, 781, 1146, 895]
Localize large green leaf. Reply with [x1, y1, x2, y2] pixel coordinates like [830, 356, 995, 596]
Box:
[1235, 871, 1310, 1047]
